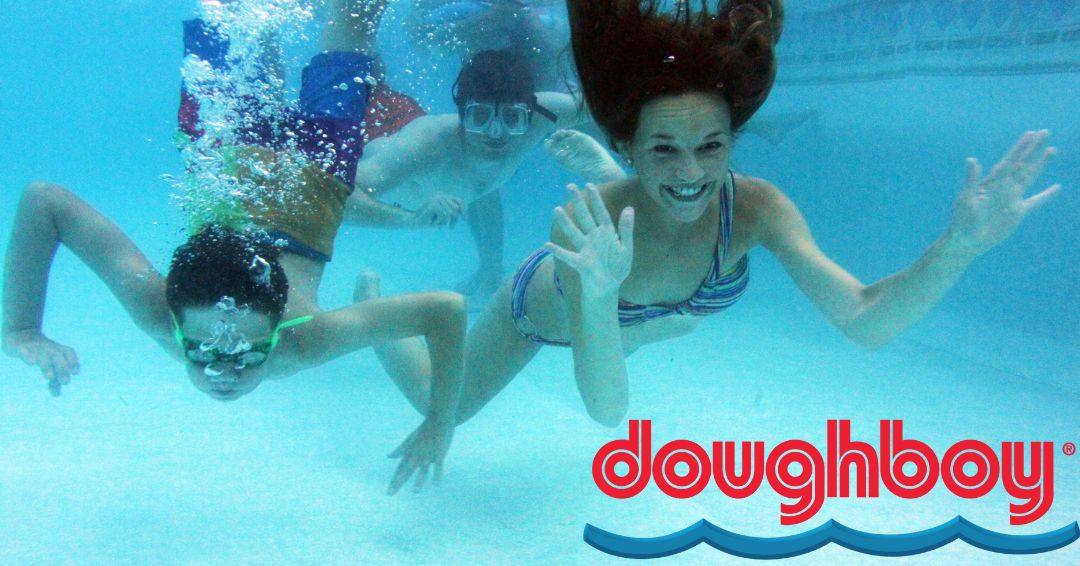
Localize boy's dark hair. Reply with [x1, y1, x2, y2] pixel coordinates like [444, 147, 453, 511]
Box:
[452, 48, 537, 106]
[166, 225, 288, 324]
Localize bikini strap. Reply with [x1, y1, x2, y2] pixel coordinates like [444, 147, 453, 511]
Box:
[719, 169, 736, 265]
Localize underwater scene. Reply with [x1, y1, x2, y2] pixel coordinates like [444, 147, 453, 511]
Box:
[0, 0, 1076, 563]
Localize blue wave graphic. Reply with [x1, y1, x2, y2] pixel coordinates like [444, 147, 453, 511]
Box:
[583, 517, 1079, 559]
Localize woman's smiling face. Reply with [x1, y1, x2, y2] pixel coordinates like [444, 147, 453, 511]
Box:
[623, 92, 733, 223]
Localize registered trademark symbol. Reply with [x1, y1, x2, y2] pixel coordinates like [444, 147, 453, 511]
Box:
[1064, 442, 1077, 456]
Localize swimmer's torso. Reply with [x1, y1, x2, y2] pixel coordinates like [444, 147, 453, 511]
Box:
[362, 115, 546, 206]
[232, 146, 351, 260]
[519, 176, 762, 352]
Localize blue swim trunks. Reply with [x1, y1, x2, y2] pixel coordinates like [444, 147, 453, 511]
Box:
[179, 18, 374, 186]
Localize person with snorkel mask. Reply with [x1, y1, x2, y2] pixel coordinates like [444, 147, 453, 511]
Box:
[2, 0, 467, 495]
[347, 46, 590, 304]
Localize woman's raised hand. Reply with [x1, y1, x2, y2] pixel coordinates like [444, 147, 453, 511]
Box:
[545, 184, 635, 297]
[948, 130, 1061, 256]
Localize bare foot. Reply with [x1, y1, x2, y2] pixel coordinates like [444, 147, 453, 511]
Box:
[353, 269, 381, 302]
[544, 129, 627, 184]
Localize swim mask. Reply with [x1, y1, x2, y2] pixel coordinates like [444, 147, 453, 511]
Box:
[461, 95, 557, 136]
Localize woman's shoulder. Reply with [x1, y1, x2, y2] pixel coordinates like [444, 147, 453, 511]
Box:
[732, 174, 797, 241]
[733, 173, 782, 215]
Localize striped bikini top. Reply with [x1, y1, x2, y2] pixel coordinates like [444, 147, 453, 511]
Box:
[556, 170, 749, 327]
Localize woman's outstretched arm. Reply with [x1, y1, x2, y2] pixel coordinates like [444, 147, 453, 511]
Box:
[2, 183, 175, 390]
[756, 130, 1060, 349]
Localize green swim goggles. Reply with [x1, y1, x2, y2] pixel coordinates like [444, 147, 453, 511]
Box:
[171, 313, 313, 371]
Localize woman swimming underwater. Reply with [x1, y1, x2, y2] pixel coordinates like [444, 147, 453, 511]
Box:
[2, 0, 463, 493]
[365, 0, 1061, 427]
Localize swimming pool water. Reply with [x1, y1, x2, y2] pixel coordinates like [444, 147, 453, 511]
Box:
[0, 1, 1076, 564]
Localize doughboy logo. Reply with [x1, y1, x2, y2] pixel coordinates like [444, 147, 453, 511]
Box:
[592, 420, 1053, 525]
[585, 420, 1077, 558]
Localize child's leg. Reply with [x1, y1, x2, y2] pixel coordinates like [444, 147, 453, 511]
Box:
[179, 18, 231, 139]
[354, 270, 433, 414]
[179, 14, 285, 142]
[321, 285, 465, 424]
[358, 272, 544, 424]
[455, 282, 544, 423]
[322, 0, 387, 54]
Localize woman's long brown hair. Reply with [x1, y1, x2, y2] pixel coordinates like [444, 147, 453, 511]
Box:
[566, 0, 780, 145]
